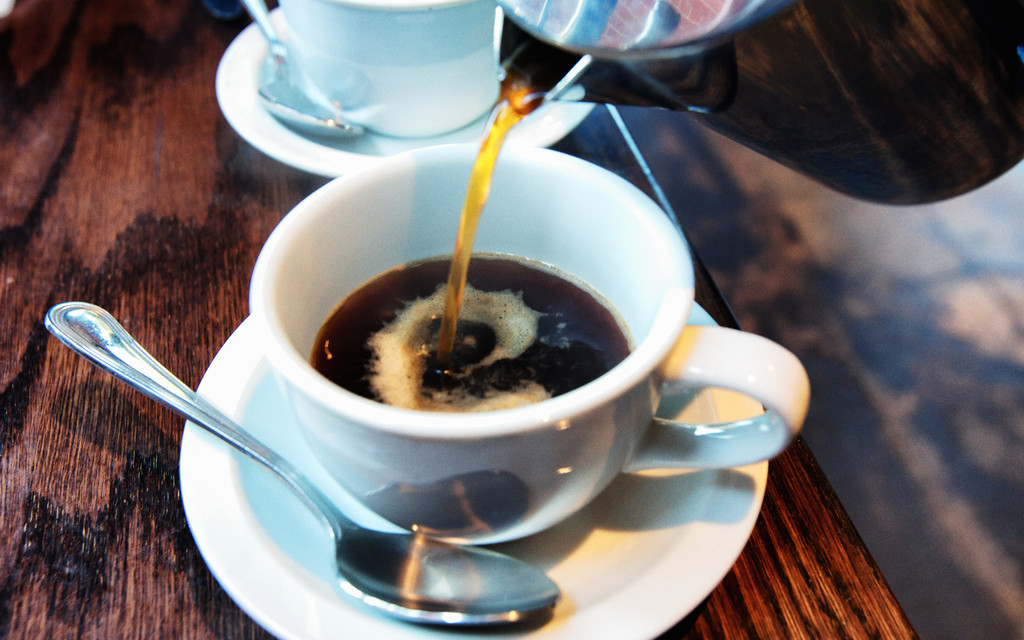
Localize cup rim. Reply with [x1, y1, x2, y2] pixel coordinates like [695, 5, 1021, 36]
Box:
[250, 144, 695, 439]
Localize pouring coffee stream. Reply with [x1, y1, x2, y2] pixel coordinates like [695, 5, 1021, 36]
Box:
[434, 72, 545, 373]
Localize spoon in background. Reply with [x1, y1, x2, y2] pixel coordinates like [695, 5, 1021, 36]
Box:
[238, 0, 363, 138]
[44, 302, 560, 626]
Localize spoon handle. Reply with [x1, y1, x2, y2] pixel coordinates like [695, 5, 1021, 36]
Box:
[44, 301, 345, 538]
[238, 0, 282, 48]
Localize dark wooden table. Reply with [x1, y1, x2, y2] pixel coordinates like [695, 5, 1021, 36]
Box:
[1, 0, 917, 637]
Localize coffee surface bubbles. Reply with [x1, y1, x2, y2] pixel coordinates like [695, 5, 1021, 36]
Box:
[311, 255, 631, 413]
[369, 283, 548, 411]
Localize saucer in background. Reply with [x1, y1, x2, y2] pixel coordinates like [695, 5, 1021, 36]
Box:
[215, 10, 595, 177]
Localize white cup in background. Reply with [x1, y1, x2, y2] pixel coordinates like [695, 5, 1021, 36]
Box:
[279, 0, 500, 138]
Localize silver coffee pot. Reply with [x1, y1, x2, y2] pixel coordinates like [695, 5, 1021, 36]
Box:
[497, 0, 1024, 204]
[499, 0, 794, 54]
[497, 0, 798, 112]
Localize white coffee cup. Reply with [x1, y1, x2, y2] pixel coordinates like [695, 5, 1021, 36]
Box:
[249, 144, 810, 544]
[278, 0, 500, 138]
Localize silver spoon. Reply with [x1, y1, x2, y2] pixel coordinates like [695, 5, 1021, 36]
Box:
[238, 0, 363, 138]
[44, 301, 559, 626]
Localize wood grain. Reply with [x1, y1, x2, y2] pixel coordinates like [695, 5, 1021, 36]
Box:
[2, 0, 914, 637]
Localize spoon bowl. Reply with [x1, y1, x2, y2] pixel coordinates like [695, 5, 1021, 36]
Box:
[44, 301, 559, 626]
[239, 0, 363, 138]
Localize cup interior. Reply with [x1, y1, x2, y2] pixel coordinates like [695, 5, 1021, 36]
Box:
[250, 144, 694, 430]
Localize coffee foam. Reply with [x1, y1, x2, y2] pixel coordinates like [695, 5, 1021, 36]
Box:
[367, 283, 549, 412]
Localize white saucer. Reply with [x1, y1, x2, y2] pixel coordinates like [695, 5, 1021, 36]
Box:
[215, 10, 596, 177]
[179, 306, 767, 640]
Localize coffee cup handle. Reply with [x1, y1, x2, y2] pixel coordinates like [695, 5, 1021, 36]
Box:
[625, 325, 810, 471]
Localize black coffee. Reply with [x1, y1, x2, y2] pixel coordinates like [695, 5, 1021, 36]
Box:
[311, 254, 631, 412]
